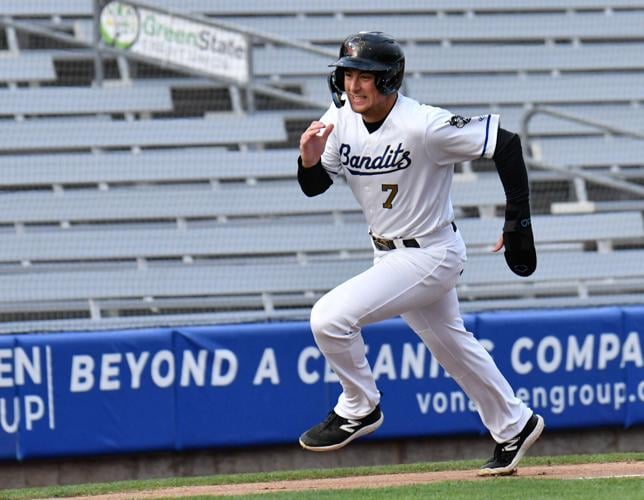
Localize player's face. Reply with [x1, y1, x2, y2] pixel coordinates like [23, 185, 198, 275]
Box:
[344, 69, 396, 123]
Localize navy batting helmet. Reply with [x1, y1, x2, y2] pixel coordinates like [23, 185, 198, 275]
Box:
[328, 31, 405, 108]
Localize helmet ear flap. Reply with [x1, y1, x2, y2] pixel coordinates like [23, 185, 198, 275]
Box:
[328, 68, 346, 108]
[333, 68, 345, 91]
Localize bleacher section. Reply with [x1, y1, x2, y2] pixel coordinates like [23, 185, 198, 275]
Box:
[0, 1, 643, 332]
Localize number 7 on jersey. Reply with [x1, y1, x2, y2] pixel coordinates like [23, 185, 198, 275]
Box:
[381, 183, 398, 209]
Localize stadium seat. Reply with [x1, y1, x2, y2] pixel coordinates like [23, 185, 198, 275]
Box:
[0, 53, 57, 82]
[0, 177, 505, 225]
[0, 86, 173, 115]
[220, 10, 644, 43]
[0, 212, 639, 263]
[0, 149, 297, 186]
[254, 43, 644, 77]
[0, 115, 287, 151]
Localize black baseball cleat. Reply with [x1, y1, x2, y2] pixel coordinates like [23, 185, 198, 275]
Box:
[478, 413, 545, 476]
[299, 405, 384, 452]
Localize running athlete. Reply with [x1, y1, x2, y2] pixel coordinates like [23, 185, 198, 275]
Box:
[296, 31, 543, 476]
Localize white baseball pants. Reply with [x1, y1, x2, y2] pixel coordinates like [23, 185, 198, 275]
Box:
[309, 223, 532, 443]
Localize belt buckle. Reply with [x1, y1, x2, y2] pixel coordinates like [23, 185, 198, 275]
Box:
[372, 235, 394, 251]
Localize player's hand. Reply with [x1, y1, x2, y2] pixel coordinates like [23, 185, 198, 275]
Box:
[491, 234, 504, 253]
[300, 121, 334, 168]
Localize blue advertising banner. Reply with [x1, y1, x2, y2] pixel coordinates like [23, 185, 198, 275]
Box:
[0, 307, 642, 460]
[476, 307, 634, 430]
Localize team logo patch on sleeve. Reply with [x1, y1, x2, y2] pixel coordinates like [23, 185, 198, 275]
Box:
[447, 115, 472, 128]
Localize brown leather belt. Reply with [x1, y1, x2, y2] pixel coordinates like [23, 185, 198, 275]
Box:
[371, 222, 457, 251]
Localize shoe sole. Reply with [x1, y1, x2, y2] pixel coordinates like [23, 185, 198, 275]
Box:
[478, 415, 545, 477]
[299, 413, 384, 452]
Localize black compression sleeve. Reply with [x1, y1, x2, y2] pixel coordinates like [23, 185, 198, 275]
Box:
[297, 156, 333, 197]
[493, 128, 530, 204]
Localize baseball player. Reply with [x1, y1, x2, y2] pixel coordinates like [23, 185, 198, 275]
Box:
[296, 31, 543, 476]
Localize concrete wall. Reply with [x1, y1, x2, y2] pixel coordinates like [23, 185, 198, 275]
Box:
[2, 426, 642, 489]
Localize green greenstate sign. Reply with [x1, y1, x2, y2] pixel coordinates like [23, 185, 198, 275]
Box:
[100, 1, 249, 84]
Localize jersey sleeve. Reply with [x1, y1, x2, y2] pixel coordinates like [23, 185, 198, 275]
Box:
[319, 105, 342, 175]
[425, 108, 500, 165]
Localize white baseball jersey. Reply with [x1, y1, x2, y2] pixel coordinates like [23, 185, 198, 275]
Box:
[320, 93, 499, 239]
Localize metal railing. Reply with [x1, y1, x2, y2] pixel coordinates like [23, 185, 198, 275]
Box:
[521, 105, 644, 198]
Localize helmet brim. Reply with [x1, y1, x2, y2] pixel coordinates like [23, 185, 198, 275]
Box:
[329, 56, 390, 72]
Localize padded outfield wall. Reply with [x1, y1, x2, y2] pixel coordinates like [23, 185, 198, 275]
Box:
[0, 306, 642, 462]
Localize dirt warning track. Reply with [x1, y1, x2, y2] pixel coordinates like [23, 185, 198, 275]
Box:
[61, 461, 644, 498]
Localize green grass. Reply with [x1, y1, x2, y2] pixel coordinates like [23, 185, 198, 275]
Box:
[216, 478, 644, 500]
[1, 452, 642, 499]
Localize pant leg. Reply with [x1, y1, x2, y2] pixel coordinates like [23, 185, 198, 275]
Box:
[310, 235, 463, 419]
[402, 289, 532, 442]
